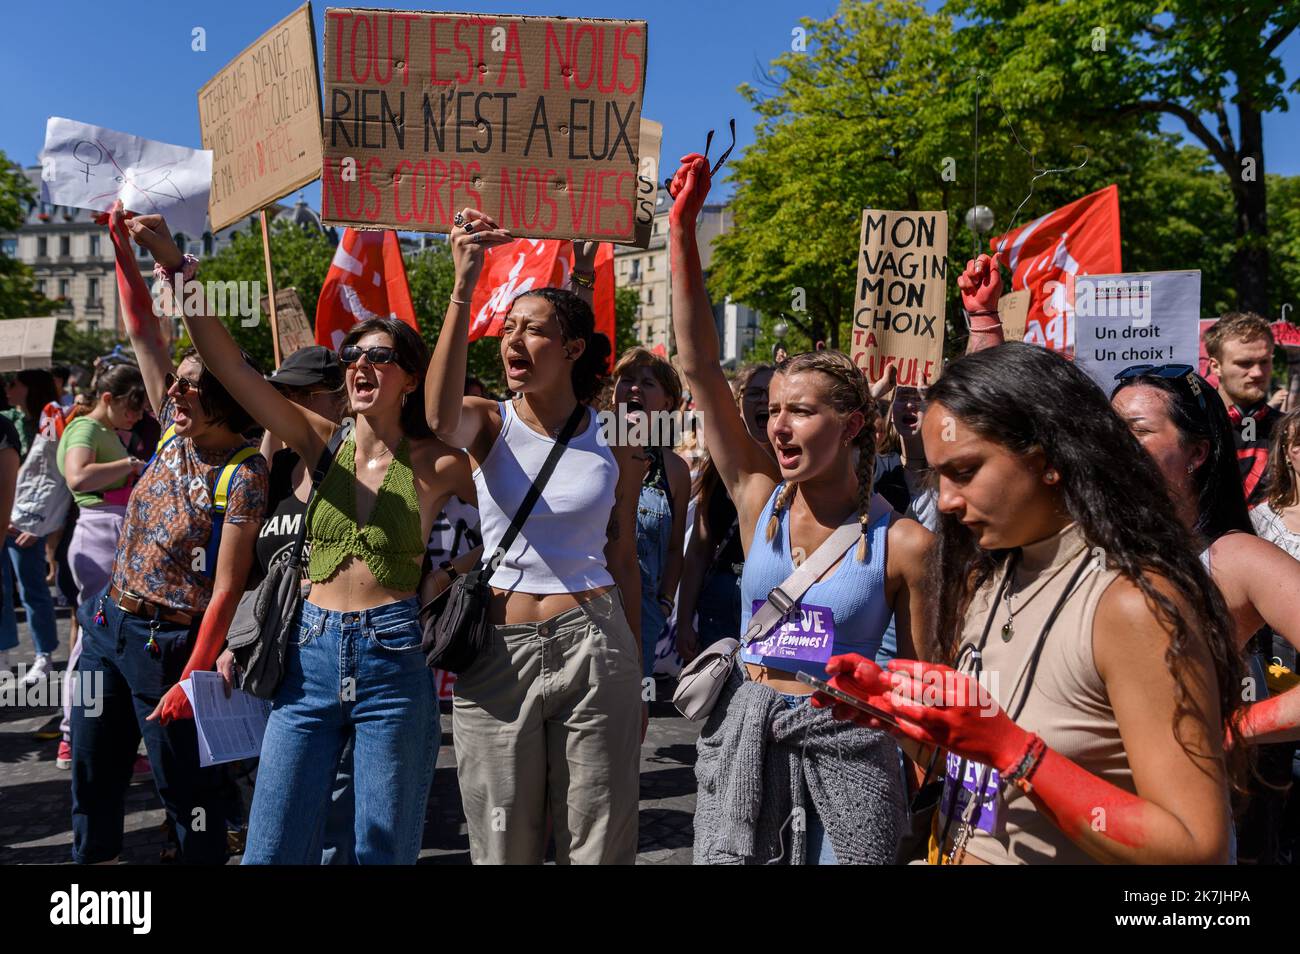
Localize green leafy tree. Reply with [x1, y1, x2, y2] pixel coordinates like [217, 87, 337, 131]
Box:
[952, 0, 1300, 313]
[714, 0, 1296, 361]
[0, 150, 57, 320]
[179, 220, 336, 370]
[52, 321, 125, 371]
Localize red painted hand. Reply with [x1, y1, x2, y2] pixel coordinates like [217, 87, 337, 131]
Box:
[956, 253, 1003, 317]
[879, 659, 1031, 773]
[147, 683, 193, 725]
[667, 153, 711, 230]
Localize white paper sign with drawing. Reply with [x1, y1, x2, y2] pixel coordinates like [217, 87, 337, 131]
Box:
[39, 116, 213, 237]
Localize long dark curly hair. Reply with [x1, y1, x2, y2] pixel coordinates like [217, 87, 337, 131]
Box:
[926, 343, 1246, 786]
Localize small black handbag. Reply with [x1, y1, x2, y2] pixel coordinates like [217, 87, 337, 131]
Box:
[421, 403, 585, 674]
[225, 425, 349, 698]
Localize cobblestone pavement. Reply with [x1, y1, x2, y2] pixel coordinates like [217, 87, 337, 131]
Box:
[0, 615, 700, 864]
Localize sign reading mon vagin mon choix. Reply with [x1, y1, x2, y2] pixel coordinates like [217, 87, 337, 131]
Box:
[850, 210, 949, 387]
[321, 9, 647, 242]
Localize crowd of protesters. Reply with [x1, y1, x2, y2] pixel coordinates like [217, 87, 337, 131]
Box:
[2, 152, 1299, 866]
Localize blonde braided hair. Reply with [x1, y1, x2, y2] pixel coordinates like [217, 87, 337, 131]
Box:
[764, 351, 880, 560]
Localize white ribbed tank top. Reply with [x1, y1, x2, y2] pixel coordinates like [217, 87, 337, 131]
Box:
[473, 400, 618, 594]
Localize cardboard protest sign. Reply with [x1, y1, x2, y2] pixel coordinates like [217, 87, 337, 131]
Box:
[634, 118, 662, 249]
[0, 317, 60, 372]
[39, 118, 213, 237]
[850, 210, 948, 386]
[320, 9, 647, 241]
[1074, 270, 1201, 393]
[260, 288, 315, 361]
[998, 290, 1029, 342]
[199, 3, 324, 231]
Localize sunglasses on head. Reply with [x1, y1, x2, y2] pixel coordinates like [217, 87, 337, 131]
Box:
[340, 345, 398, 366]
[1114, 363, 1205, 412]
[164, 372, 200, 396]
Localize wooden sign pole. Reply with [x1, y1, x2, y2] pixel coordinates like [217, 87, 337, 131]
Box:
[260, 209, 282, 367]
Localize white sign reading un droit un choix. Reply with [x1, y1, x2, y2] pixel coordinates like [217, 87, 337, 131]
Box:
[1073, 270, 1201, 394]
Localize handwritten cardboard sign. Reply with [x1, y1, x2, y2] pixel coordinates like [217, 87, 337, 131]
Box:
[320, 9, 647, 241]
[0, 317, 60, 372]
[260, 287, 315, 361]
[199, 3, 324, 231]
[998, 289, 1029, 342]
[1073, 270, 1201, 393]
[850, 210, 948, 386]
[39, 117, 213, 237]
[634, 118, 662, 249]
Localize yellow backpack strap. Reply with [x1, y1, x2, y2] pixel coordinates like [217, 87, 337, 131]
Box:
[212, 446, 259, 513]
[154, 424, 178, 454]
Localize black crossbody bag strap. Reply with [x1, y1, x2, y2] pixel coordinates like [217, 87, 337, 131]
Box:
[492, 403, 586, 564]
[289, 424, 351, 571]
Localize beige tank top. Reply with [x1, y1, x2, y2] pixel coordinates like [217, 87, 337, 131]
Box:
[948, 522, 1132, 865]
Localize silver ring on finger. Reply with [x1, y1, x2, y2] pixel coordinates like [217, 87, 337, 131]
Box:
[453, 211, 466, 227]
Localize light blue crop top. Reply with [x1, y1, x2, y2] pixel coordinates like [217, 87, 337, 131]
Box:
[739, 484, 893, 678]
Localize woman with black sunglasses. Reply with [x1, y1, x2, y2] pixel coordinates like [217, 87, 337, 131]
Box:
[1112, 365, 1300, 864]
[1110, 365, 1300, 745]
[126, 211, 478, 864]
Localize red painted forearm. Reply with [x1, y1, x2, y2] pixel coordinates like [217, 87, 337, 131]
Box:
[1236, 685, 1300, 744]
[108, 213, 162, 345]
[180, 589, 240, 678]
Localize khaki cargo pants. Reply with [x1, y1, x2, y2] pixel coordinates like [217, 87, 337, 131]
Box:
[452, 587, 642, 864]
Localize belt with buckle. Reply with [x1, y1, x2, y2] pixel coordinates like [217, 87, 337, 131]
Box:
[110, 583, 193, 626]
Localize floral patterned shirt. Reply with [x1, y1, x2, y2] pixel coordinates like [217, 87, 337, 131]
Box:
[109, 400, 267, 611]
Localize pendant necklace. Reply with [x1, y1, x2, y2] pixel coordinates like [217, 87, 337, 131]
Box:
[1000, 552, 1080, 642]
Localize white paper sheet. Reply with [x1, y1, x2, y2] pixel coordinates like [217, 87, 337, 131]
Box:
[39, 116, 213, 237]
[179, 670, 272, 767]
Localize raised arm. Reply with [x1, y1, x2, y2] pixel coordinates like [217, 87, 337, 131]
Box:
[425, 208, 513, 451]
[667, 156, 777, 511]
[104, 202, 172, 413]
[959, 253, 1004, 354]
[124, 214, 332, 466]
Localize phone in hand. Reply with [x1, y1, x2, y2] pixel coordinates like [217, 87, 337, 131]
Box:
[796, 671, 906, 730]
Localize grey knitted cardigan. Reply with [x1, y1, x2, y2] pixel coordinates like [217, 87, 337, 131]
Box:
[694, 673, 906, 865]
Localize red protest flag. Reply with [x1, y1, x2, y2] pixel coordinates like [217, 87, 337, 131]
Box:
[468, 239, 565, 341]
[469, 240, 617, 373]
[989, 184, 1121, 353]
[315, 228, 418, 350]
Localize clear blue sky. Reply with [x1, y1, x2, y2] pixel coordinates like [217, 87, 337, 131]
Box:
[3, 0, 1297, 217]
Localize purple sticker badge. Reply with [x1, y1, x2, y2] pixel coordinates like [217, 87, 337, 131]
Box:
[749, 600, 835, 664]
[941, 753, 1000, 834]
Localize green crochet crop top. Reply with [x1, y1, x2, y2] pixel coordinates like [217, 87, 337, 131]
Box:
[306, 432, 424, 591]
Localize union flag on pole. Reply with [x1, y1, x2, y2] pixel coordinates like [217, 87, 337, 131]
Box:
[989, 185, 1122, 353]
[469, 239, 617, 371]
[315, 228, 418, 350]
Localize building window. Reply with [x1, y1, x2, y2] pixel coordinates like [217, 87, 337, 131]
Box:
[59, 235, 70, 257]
[0, 238, 15, 257]
[90, 235, 100, 257]
[86, 319, 99, 333]
[203, 232, 214, 256]
[646, 287, 655, 305]
[648, 256, 656, 271]
[36, 279, 45, 295]
[37, 237, 47, 258]
[654, 222, 660, 236]
[630, 259, 642, 282]
[88, 277, 99, 303]
[619, 259, 627, 274]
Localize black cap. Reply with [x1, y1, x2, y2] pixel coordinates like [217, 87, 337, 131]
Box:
[267, 346, 343, 390]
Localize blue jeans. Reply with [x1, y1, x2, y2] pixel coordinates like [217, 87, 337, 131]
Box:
[779, 692, 839, 865]
[696, 569, 741, 645]
[636, 481, 671, 677]
[0, 534, 58, 656]
[70, 586, 229, 864]
[243, 597, 439, 865]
